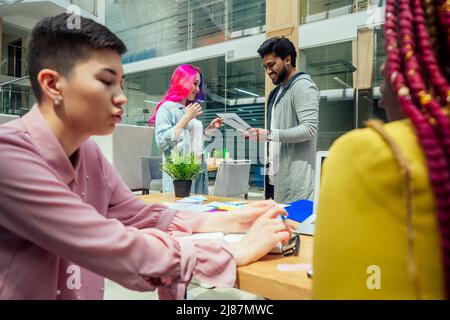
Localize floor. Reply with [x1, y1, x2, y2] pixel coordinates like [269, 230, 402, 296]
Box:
[104, 279, 263, 300]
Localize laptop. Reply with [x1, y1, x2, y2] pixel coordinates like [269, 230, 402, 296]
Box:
[296, 151, 329, 235]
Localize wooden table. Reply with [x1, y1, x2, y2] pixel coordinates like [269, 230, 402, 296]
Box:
[207, 165, 219, 172]
[140, 193, 313, 300]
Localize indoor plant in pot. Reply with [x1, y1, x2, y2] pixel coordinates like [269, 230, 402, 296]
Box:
[161, 152, 203, 197]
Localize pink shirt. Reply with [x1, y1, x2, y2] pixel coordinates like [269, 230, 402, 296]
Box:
[0, 106, 236, 300]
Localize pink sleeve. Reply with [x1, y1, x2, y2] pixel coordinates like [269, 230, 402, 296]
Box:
[0, 130, 236, 298]
[95, 144, 211, 236]
[157, 238, 236, 299]
[94, 144, 179, 231]
[94, 141, 221, 235]
[166, 210, 209, 236]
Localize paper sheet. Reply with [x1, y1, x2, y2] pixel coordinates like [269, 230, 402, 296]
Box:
[216, 113, 252, 132]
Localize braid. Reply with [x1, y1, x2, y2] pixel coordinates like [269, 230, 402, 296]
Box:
[368, 119, 420, 299]
[385, 0, 450, 299]
[410, 0, 450, 162]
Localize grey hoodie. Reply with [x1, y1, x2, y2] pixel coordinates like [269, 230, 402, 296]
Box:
[265, 73, 320, 203]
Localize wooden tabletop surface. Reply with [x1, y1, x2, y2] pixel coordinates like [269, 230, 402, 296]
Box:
[140, 193, 313, 300]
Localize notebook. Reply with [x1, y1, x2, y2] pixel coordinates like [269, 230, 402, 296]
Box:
[284, 199, 314, 223]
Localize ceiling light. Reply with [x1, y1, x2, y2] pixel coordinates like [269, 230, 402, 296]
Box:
[333, 77, 352, 88]
[235, 88, 259, 97]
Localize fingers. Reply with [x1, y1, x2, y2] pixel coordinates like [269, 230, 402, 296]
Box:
[210, 118, 223, 128]
[287, 221, 297, 232]
[262, 206, 288, 220]
[187, 103, 202, 113]
[268, 216, 293, 239]
[243, 206, 267, 219]
[250, 200, 277, 208]
[187, 102, 201, 108]
[275, 231, 291, 244]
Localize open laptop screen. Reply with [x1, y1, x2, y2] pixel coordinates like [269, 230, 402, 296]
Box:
[296, 151, 329, 235]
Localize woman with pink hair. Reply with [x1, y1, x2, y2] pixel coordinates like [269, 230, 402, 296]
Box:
[151, 64, 223, 194]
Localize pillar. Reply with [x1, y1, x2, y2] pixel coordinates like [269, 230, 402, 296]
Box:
[264, 0, 300, 127]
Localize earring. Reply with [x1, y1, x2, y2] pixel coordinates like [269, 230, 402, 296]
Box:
[54, 97, 61, 106]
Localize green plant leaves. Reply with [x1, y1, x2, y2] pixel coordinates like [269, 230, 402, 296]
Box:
[161, 152, 204, 181]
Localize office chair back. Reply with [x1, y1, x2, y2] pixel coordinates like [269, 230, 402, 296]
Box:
[141, 156, 163, 194]
[213, 160, 251, 199]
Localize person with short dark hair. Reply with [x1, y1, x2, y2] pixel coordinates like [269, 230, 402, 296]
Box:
[248, 36, 320, 203]
[0, 13, 291, 300]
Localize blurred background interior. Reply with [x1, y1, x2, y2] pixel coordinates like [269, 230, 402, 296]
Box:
[0, 0, 387, 196]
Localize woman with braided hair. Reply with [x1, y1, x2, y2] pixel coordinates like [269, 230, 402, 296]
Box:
[313, 0, 449, 299]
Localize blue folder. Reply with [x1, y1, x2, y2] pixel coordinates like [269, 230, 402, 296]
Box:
[284, 199, 314, 223]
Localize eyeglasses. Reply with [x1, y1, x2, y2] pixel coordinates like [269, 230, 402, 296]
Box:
[262, 60, 279, 71]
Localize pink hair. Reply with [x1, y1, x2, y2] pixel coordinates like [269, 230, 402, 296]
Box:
[147, 64, 205, 125]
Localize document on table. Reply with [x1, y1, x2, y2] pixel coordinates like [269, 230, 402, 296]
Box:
[216, 113, 252, 133]
[177, 232, 288, 254]
[163, 202, 216, 212]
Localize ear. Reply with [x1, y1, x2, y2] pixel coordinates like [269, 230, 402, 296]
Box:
[284, 55, 292, 67]
[37, 69, 63, 102]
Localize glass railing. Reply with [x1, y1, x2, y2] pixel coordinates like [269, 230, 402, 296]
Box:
[69, 0, 98, 16]
[106, 0, 266, 64]
[300, 0, 386, 24]
[0, 76, 35, 116]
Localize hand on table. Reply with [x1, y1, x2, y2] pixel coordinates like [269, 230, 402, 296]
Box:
[226, 206, 292, 266]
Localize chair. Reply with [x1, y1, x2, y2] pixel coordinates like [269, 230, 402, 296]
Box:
[141, 156, 163, 195]
[91, 124, 154, 192]
[213, 159, 251, 199]
[0, 114, 19, 125]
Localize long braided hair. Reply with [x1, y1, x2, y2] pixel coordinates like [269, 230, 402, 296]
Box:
[384, 0, 450, 298]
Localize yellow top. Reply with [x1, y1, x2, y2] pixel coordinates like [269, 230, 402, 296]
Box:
[313, 119, 445, 299]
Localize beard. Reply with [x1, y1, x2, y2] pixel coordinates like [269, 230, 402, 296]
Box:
[272, 65, 288, 85]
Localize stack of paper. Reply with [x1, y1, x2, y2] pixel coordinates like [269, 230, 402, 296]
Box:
[163, 203, 216, 212]
[207, 201, 244, 212]
[176, 196, 208, 204]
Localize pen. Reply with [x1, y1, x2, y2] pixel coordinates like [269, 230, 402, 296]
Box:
[280, 214, 292, 239]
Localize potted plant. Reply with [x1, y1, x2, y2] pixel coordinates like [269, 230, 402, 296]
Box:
[161, 152, 204, 197]
[212, 149, 225, 166]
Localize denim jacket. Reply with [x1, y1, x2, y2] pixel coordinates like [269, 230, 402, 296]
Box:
[155, 101, 209, 194]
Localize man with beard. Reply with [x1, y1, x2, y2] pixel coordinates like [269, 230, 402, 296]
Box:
[247, 37, 320, 203]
